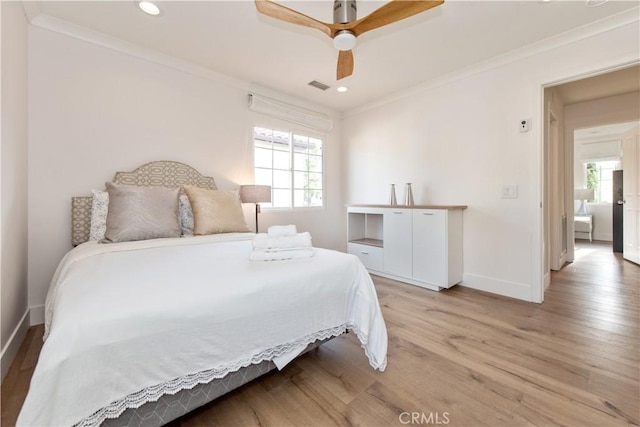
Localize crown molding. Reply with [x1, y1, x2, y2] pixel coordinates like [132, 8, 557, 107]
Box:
[23, 4, 639, 120]
[344, 6, 640, 118]
[28, 13, 251, 92]
[21, 1, 41, 22]
[26, 12, 344, 118]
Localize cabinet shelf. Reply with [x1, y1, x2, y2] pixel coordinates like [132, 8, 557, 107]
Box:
[349, 238, 383, 248]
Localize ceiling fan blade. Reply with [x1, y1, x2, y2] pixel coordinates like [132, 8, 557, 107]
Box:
[349, 0, 444, 36]
[255, 0, 334, 38]
[337, 50, 354, 80]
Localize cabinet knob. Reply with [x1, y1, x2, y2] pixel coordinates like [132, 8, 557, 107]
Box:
[393, 211, 403, 214]
[361, 251, 369, 255]
[422, 212, 434, 215]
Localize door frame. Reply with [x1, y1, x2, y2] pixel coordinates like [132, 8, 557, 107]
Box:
[531, 56, 640, 303]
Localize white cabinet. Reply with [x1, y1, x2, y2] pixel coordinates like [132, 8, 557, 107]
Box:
[347, 208, 384, 273]
[347, 205, 466, 291]
[412, 209, 463, 288]
[383, 209, 412, 277]
[574, 215, 592, 242]
[347, 242, 384, 271]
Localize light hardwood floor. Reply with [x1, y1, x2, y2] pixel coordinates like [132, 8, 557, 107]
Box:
[2, 241, 638, 426]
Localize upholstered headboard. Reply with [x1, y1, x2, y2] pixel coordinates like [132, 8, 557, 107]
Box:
[71, 161, 217, 246]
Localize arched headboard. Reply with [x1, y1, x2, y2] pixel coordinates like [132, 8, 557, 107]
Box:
[71, 161, 217, 246]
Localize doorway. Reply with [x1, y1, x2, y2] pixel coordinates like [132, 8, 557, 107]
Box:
[573, 121, 639, 254]
[541, 64, 640, 298]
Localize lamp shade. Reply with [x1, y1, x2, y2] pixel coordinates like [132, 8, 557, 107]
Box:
[240, 185, 271, 204]
[574, 188, 595, 201]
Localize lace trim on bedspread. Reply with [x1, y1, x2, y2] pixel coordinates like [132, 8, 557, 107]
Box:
[74, 323, 375, 427]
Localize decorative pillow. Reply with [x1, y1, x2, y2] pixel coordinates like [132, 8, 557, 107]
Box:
[89, 190, 109, 241]
[184, 186, 250, 235]
[103, 182, 181, 243]
[91, 190, 193, 240]
[179, 194, 194, 236]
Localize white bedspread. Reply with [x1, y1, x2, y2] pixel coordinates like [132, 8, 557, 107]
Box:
[17, 233, 387, 427]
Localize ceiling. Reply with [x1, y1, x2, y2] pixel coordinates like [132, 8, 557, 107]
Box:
[555, 65, 640, 105]
[574, 121, 639, 144]
[28, 1, 640, 112]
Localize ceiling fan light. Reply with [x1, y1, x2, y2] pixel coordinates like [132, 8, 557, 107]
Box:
[586, 0, 608, 6]
[138, 1, 160, 16]
[333, 31, 356, 51]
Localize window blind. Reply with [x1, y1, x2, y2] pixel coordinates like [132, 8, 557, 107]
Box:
[248, 94, 333, 133]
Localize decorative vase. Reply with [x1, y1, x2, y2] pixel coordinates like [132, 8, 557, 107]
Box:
[405, 183, 415, 206]
[389, 184, 397, 206]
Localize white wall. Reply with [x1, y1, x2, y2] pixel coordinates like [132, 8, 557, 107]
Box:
[1, 1, 30, 380]
[343, 20, 639, 301]
[27, 26, 344, 316]
[585, 204, 614, 241]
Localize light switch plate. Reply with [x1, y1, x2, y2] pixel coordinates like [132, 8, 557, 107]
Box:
[502, 185, 518, 199]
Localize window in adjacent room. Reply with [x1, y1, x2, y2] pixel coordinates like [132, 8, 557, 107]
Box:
[585, 160, 618, 203]
[253, 126, 323, 209]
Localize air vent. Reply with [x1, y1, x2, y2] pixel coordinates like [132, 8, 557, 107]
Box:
[308, 80, 331, 91]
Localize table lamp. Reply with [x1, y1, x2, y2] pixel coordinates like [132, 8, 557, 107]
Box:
[574, 188, 594, 215]
[240, 185, 272, 233]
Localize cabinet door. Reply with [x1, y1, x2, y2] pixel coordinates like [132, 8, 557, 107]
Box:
[383, 209, 412, 277]
[413, 210, 447, 286]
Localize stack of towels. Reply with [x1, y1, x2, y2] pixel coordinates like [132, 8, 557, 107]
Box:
[250, 225, 314, 261]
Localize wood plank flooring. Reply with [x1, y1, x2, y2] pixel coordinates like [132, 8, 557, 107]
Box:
[2, 241, 638, 426]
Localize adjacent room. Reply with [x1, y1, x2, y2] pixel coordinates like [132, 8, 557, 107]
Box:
[1, 1, 639, 426]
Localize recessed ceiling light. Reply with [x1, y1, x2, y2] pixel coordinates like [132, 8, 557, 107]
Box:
[337, 86, 348, 93]
[586, 0, 609, 7]
[138, 1, 160, 16]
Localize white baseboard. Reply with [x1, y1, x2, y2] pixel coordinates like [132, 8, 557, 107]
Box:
[30, 305, 45, 325]
[1, 309, 30, 382]
[460, 273, 533, 302]
[592, 233, 613, 242]
[544, 272, 551, 290]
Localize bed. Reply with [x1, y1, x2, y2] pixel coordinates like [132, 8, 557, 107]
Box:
[17, 161, 388, 427]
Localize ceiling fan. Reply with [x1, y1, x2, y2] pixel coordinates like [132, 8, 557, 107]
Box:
[255, 0, 445, 81]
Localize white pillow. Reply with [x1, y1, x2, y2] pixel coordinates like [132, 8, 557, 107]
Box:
[89, 189, 195, 241]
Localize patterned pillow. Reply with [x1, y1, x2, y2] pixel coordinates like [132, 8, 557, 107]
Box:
[89, 190, 195, 241]
[179, 194, 194, 236]
[89, 190, 109, 241]
[103, 182, 181, 243]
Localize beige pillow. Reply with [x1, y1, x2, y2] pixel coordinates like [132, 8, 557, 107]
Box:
[184, 186, 250, 235]
[103, 182, 181, 243]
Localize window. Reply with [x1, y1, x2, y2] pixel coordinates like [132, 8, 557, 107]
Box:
[253, 126, 323, 209]
[585, 160, 618, 203]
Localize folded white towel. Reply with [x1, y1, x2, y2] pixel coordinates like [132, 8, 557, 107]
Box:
[253, 232, 312, 250]
[267, 225, 297, 238]
[250, 248, 314, 261]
